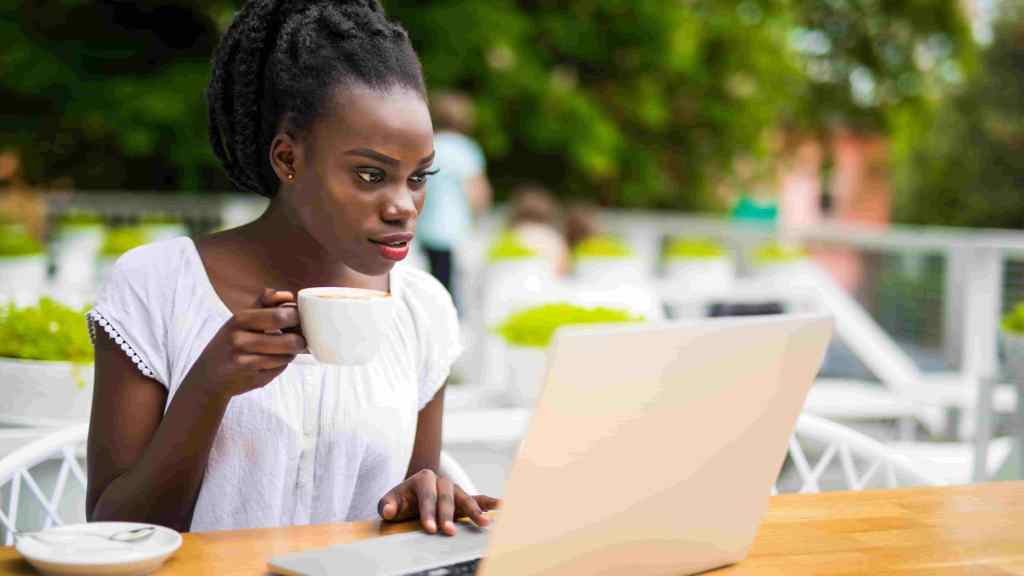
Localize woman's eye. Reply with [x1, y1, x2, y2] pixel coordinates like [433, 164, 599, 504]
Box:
[410, 168, 440, 185]
[356, 168, 385, 184]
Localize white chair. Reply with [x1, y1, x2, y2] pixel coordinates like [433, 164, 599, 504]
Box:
[778, 413, 943, 494]
[789, 264, 1016, 482]
[0, 423, 88, 545]
[0, 423, 478, 544]
[888, 437, 1015, 485]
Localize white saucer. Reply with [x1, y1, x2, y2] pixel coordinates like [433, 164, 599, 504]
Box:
[15, 522, 182, 576]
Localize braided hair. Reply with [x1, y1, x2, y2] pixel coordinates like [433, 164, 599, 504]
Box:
[207, 0, 425, 197]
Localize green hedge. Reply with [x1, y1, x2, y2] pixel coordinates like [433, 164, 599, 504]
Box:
[496, 303, 642, 348]
[0, 298, 93, 363]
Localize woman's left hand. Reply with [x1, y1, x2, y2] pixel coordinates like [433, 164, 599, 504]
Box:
[377, 469, 500, 536]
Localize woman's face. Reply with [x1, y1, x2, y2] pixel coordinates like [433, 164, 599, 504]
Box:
[280, 85, 434, 277]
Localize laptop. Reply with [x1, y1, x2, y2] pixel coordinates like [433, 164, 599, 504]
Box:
[269, 313, 833, 576]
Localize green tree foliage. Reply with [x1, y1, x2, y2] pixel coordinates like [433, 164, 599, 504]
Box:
[789, 0, 974, 133]
[384, 1, 803, 209]
[0, 1, 235, 192]
[893, 3, 1024, 228]
[0, 1, 974, 213]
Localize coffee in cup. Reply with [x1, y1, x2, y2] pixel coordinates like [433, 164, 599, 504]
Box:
[297, 287, 395, 365]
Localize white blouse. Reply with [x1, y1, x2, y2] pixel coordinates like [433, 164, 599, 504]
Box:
[87, 237, 461, 532]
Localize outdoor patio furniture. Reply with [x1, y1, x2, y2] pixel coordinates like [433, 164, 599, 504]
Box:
[0, 423, 477, 544]
[0, 423, 87, 545]
[779, 413, 943, 493]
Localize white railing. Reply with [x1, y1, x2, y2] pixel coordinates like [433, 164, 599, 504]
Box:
[31, 192, 1024, 483]
[40, 193, 1024, 382]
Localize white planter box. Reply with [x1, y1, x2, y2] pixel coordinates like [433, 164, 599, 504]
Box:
[503, 345, 548, 407]
[51, 225, 104, 291]
[751, 260, 816, 289]
[664, 257, 735, 292]
[1003, 332, 1024, 388]
[573, 257, 644, 286]
[0, 255, 48, 305]
[0, 358, 94, 426]
[482, 258, 556, 326]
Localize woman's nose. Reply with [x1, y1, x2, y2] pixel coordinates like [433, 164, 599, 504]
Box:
[381, 188, 418, 223]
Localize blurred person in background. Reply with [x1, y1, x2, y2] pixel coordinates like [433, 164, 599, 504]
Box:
[564, 200, 602, 252]
[0, 150, 47, 239]
[416, 90, 492, 304]
[507, 183, 568, 276]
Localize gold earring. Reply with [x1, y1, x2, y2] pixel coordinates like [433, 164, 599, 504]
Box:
[286, 172, 295, 181]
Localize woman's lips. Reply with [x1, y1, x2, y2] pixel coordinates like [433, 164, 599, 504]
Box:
[369, 239, 411, 261]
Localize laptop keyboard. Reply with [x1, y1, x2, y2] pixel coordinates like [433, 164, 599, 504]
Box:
[405, 558, 481, 575]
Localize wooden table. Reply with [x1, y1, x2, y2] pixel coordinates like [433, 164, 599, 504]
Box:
[2, 482, 1023, 575]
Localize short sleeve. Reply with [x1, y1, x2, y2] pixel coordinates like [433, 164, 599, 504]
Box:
[402, 269, 463, 411]
[87, 245, 171, 388]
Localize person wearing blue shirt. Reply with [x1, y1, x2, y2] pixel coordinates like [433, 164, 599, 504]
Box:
[417, 92, 492, 306]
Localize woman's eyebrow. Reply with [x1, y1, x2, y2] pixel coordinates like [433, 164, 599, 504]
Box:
[343, 148, 436, 167]
[344, 148, 399, 166]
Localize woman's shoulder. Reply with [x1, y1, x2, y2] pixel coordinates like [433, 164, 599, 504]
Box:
[99, 236, 204, 314]
[92, 237, 200, 388]
[110, 236, 195, 278]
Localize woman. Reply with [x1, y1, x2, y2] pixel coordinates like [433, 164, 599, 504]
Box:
[85, 0, 497, 536]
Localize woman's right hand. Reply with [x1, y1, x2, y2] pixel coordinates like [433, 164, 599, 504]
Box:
[190, 288, 307, 399]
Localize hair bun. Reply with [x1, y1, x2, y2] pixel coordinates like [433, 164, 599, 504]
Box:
[209, 0, 422, 197]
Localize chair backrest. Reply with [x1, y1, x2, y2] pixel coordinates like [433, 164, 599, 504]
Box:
[0, 423, 88, 545]
[776, 414, 942, 494]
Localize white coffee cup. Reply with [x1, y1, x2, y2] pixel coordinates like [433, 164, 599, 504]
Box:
[297, 287, 395, 366]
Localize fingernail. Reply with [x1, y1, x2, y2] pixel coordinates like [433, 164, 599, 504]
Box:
[425, 519, 437, 533]
[445, 521, 455, 532]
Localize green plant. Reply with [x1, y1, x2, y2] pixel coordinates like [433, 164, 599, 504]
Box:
[496, 303, 643, 348]
[753, 243, 807, 264]
[487, 231, 537, 263]
[58, 210, 105, 229]
[1003, 303, 1024, 336]
[0, 226, 44, 257]
[893, 7, 1024, 229]
[0, 298, 93, 366]
[664, 238, 727, 260]
[0, 3, 974, 213]
[573, 235, 632, 259]
[101, 227, 148, 257]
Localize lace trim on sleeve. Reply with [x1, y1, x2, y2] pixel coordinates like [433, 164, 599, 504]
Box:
[86, 310, 157, 380]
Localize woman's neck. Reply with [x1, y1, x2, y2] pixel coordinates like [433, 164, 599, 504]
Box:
[236, 198, 387, 294]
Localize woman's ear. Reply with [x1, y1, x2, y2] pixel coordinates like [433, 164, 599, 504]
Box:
[269, 131, 303, 185]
